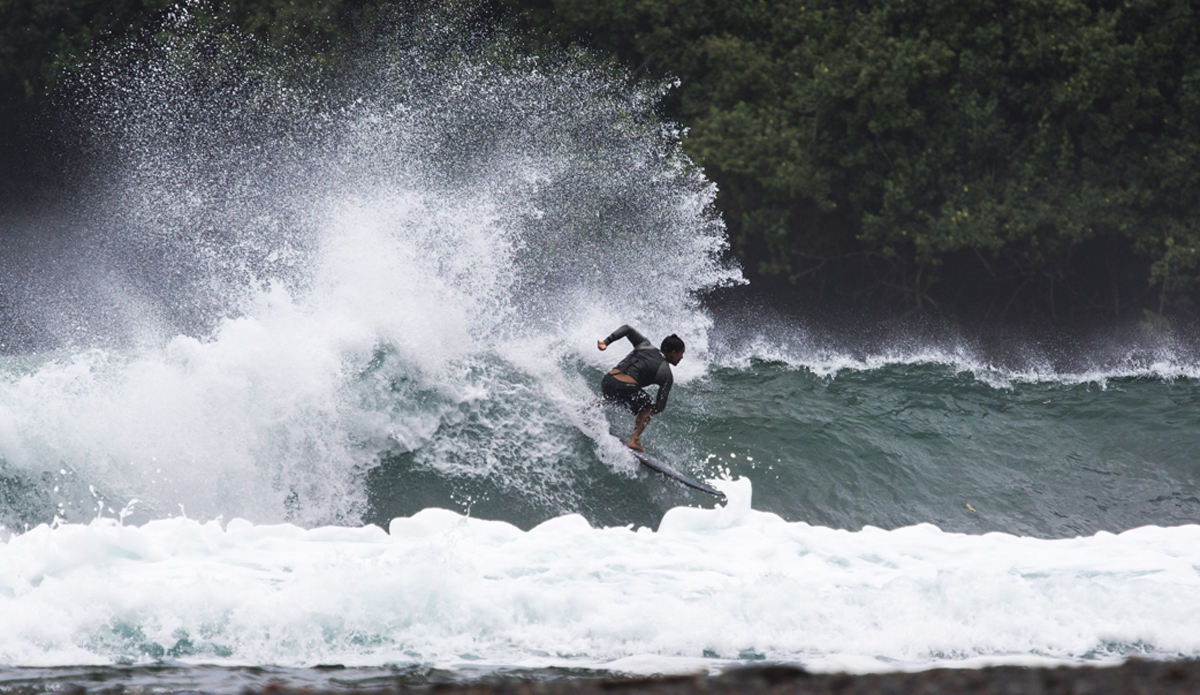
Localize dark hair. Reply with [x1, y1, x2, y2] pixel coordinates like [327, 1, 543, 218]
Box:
[660, 334, 685, 353]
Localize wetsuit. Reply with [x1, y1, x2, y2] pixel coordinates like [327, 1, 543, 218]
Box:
[600, 325, 674, 415]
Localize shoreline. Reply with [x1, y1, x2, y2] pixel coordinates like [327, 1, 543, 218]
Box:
[303, 660, 1199, 695]
[288, 660, 1199, 695]
[15, 659, 1195, 695]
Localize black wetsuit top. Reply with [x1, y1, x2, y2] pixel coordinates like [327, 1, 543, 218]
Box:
[604, 325, 674, 413]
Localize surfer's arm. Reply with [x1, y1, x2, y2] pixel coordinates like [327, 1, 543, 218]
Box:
[601, 325, 651, 350]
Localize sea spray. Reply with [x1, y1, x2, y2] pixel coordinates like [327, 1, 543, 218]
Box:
[0, 5, 740, 530]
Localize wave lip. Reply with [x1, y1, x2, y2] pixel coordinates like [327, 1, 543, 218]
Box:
[715, 335, 1200, 389]
[0, 8, 741, 529]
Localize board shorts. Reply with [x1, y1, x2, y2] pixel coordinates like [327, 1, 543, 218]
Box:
[601, 373, 653, 414]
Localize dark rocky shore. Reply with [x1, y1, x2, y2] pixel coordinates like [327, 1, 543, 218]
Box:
[248, 660, 1200, 695]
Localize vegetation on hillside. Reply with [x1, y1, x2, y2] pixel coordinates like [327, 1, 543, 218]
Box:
[506, 0, 1200, 321]
[3, 0, 1199, 323]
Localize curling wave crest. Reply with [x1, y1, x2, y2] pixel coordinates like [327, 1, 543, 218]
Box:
[0, 11, 739, 529]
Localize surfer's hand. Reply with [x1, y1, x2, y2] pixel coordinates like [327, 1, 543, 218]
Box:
[597, 340, 607, 351]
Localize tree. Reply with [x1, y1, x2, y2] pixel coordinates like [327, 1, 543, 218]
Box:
[506, 0, 1200, 319]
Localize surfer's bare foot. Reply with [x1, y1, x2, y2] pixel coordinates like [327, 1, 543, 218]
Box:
[628, 438, 644, 452]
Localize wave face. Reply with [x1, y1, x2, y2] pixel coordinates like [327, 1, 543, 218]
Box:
[2, 5, 1200, 681]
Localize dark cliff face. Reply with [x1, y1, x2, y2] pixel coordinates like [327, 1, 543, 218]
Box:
[0, 104, 62, 214]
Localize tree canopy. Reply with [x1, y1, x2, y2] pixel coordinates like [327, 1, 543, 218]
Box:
[507, 0, 1200, 321]
[3, 0, 1199, 323]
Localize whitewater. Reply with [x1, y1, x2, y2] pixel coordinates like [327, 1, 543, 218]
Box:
[5, 479, 1200, 676]
[1, 6, 1199, 689]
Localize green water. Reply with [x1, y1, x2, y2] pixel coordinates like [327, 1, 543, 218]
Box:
[367, 358, 1200, 537]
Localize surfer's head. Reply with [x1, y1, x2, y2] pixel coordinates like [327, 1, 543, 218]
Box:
[661, 334, 685, 365]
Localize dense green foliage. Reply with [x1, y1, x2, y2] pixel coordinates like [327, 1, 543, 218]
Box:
[0, 0, 327, 201]
[507, 0, 1200, 318]
[0, 0, 351, 94]
[3, 0, 1199, 320]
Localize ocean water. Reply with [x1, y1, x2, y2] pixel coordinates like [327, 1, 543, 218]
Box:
[2, 9, 1200, 692]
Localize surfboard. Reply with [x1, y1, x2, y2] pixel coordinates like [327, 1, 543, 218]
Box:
[628, 446, 725, 497]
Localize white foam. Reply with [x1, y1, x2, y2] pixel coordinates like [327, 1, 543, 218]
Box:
[2, 478, 1198, 674]
[715, 336, 1200, 390]
[0, 25, 739, 526]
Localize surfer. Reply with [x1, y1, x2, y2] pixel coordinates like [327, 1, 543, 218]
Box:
[597, 325, 685, 452]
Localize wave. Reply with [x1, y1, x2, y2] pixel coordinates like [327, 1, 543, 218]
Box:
[0, 9, 738, 529]
[708, 324, 1200, 389]
[3, 478, 1199, 673]
[2, 8, 1198, 679]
